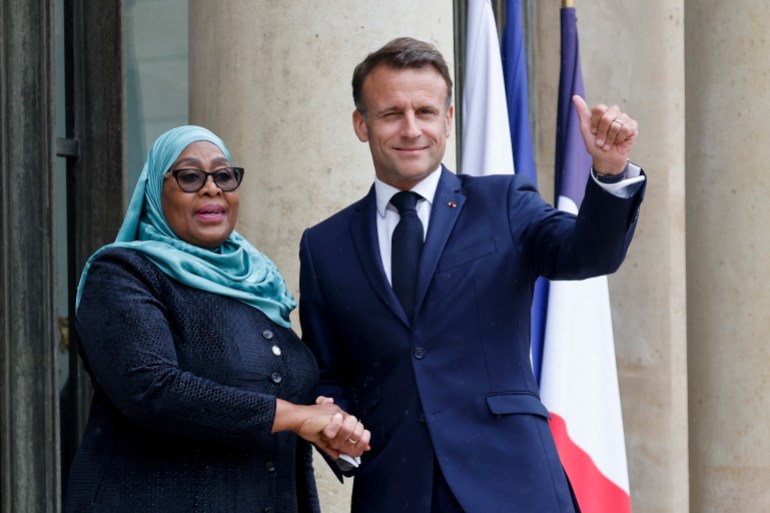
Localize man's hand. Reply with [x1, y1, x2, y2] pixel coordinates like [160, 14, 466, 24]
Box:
[573, 95, 639, 174]
[314, 395, 371, 460]
[273, 398, 371, 460]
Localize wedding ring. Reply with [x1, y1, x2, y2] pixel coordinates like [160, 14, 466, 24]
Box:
[612, 118, 625, 126]
[346, 438, 359, 445]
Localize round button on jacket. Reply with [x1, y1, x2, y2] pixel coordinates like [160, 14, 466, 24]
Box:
[262, 329, 274, 340]
[414, 347, 426, 359]
[271, 372, 282, 384]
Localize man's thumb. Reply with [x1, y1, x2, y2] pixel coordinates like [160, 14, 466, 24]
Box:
[572, 95, 592, 137]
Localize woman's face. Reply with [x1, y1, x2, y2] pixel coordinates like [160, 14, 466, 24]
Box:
[162, 141, 240, 249]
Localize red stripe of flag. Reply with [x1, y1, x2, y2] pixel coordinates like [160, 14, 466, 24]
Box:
[550, 413, 632, 513]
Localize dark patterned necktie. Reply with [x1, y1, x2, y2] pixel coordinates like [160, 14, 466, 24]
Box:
[390, 191, 424, 319]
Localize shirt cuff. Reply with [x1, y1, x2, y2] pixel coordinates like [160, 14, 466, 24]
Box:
[591, 162, 645, 198]
[336, 454, 361, 470]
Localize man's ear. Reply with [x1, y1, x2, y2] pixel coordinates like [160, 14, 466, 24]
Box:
[353, 110, 369, 142]
[444, 104, 454, 138]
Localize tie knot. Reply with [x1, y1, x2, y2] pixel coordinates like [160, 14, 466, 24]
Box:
[390, 191, 421, 213]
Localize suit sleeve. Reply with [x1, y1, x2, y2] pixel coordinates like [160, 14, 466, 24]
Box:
[76, 250, 276, 448]
[298, 230, 360, 480]
[511, 171, 646, 280]
[298, 229, 357, 415]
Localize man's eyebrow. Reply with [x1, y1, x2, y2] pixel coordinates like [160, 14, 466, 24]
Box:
[375, 106, 401, 115]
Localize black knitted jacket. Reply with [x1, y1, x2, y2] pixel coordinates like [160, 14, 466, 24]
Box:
[64, 248, 321, 513]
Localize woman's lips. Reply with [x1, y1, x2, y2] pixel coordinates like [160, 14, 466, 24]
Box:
[195, 204, 226, 222]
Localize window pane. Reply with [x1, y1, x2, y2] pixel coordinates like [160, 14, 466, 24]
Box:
[124, 0, 189, 204]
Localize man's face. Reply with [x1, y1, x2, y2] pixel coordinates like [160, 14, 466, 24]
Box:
[353, 65, 453, 190]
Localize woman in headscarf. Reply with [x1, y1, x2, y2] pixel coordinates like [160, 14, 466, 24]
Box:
[64, 125, 369, 513]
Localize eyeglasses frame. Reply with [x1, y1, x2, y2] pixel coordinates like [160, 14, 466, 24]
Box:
[165, 166, 245, 193]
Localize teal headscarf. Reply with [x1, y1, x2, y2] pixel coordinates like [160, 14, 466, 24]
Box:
[75, 125, 296, 327]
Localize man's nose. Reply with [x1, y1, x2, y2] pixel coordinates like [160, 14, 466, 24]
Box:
[400, 113, 421, 138]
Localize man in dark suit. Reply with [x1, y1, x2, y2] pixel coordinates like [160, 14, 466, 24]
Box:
[299, 37, 645, 513]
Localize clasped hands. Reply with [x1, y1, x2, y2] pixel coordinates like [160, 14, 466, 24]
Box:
[573, 95, 639, 175]
[274, 396, 371, 460]
[311, 395, 371, 460]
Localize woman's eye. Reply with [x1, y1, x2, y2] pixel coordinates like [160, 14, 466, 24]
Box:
[177, 172, 201, 184]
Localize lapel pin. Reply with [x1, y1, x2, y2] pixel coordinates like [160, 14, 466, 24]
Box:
[448, 202, 457, 208]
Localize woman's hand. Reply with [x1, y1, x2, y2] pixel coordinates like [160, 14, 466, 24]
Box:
[273, 398, 371, 460]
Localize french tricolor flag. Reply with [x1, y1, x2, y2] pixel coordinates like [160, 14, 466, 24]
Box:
[537, 6, 633, 513]
[465, 3, 633, 509]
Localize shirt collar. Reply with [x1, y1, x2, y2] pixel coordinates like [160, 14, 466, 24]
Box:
[374, 165, 442, 217]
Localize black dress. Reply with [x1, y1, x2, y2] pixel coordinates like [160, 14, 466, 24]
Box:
[64, 248, 320, 513]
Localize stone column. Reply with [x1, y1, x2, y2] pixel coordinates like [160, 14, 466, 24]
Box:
[0, 1, 59, 511]
[532, 2, 688, 512]
[686, 2, 770, 512]
[189, 2, 454, 510]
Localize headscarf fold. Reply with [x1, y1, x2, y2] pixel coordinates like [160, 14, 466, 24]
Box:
[76, 125, 296, 327]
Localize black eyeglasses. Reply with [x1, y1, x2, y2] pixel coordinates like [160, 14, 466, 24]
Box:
[166, 167, 244, 193]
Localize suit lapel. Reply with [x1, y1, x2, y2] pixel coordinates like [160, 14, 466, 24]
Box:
[350, 187, 411, 327]
[414, 167, 465, 317]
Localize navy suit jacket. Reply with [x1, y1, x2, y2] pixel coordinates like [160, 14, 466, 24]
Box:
[299, 167, 644, 513]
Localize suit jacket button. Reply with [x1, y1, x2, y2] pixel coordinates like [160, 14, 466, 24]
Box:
[264, 461, 276, 473]
[414, 347, 425, 359]
[271, 372, 282, 384]
[262, 329, 275, 340]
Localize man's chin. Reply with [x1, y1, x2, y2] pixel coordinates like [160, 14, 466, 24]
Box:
[397, 163, 439, 178]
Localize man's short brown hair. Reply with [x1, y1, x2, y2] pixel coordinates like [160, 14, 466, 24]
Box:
[352, 37, 453, 116]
